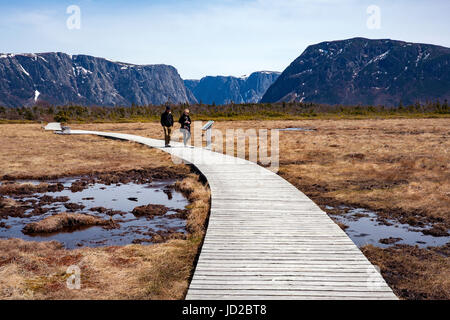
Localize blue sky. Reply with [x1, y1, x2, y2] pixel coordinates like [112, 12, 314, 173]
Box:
[1, 0, 449, 79]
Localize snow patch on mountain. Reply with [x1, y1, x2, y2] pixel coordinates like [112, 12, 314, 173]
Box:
[18, 64, 30, 77]
[75, 66, 92, 75]
[367, 50, 390, 65]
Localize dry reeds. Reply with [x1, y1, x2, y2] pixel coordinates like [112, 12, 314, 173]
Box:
[22, 213, 115, 234]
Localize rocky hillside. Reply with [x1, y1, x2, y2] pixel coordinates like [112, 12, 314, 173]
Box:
[0, 52, 196, 107]
[185, 71, 280, 105]
[261, 38, 450, 106]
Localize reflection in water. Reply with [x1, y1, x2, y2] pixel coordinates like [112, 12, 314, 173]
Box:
[163, 188, 173, 200]
[0, 178, 189, 249]
[328, 207, 449, 248]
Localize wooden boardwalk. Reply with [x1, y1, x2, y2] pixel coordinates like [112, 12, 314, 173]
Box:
[68, 130, 397, 300]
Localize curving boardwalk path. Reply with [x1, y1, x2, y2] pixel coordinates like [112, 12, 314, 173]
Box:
[67, 130, 397, 300]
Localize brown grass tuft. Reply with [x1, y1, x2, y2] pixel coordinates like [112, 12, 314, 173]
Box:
[0, 182, 62, 195]
[22, 213, 117, 234]
[175, 174, 211, 235]
[131, 204, 169, 217]
[0, 197, 18, 208]
[362, 244, 450, 300]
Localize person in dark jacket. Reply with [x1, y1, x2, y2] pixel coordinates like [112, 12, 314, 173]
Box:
[160, 106, 174, 147]
[178, 109, 192, 147]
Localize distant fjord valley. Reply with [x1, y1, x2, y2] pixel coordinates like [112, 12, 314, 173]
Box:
[184, 71, 281, 105]
[1, 37, 449, 108]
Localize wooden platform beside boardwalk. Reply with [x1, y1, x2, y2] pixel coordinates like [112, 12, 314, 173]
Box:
[67, 130, 397, 300]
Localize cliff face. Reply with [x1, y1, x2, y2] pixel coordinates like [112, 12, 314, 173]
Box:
[3, 38, 448, 108]
[0, 52, 195, 107]
[261, 38, 450, 106]
[185, 71, 280, 105]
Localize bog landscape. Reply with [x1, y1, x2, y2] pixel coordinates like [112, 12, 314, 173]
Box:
[0, 1, 449, 303]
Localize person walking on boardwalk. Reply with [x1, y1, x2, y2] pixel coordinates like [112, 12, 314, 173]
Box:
[160, 105, 174, 147]
[179, 108, 192, 147]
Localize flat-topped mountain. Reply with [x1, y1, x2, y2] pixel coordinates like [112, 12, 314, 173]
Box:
[0, 52, 196, 107]
[185, 71, 280, 105]
[261, 38, 450, 106]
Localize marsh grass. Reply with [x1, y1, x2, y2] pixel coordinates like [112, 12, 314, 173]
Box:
[0, 124, 186, 179]
[0, 124, 211, 300]
[362, 244, 450, 300]
[0, 172, 210, 300]
[0, 119, 448, 300]
[22, 213, 114, 234]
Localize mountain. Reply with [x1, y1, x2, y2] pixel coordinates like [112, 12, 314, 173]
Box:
[261, 38, 450, 106]
[185, 71, 280, 105]
[0, 52, 196, 108]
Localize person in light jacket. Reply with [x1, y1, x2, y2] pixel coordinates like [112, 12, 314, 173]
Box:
[178, 109, 192, 147]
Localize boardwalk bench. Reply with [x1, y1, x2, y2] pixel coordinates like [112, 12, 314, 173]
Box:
[43, 122, 62, 131]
